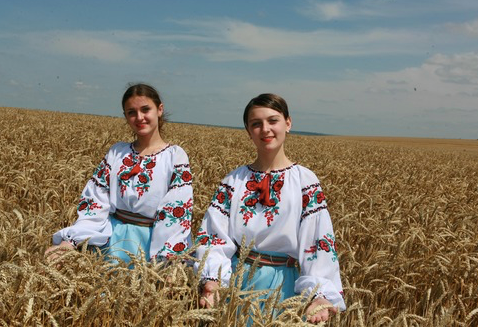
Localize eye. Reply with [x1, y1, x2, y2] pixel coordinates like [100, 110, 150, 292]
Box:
[251, 121, 261, 127]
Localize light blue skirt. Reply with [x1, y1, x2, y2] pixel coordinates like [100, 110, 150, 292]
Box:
[231, 250, 299, 324]
[101, 216, 153, 264]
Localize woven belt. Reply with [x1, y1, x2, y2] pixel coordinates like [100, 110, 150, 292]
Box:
[237, 248, 297, 268]
[114, 209, 155, 227]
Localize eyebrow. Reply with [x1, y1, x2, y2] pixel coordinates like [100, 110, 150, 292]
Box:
[249, 114, 281, 122]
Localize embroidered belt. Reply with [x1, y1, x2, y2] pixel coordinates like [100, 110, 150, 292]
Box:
[236, 248, 297, 268]
[113, 209, 155, 227]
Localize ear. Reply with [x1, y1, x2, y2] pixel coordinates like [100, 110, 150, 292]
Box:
[157, 103, 164, 116]
[286, 116, 292, 133]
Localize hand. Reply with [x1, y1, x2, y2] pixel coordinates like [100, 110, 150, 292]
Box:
[306, 297, 338, 324]
[199, 281, 220, 308]
[44, 241, 75, 262]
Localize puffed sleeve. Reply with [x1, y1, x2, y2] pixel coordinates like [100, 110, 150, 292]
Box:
[295, 169, 346, 311]
[194, 177, 236, 286]
[149, 147, 193, 261]
[52, 153, 113, 247]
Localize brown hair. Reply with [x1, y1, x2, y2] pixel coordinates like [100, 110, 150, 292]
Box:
[122, 83, 167, 133]
[243, 93, 290, 128]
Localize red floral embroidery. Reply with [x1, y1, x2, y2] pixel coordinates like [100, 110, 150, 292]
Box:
[316, 192, 326, 204]
[145, 161, 156, 169]
[273, 180, 284, 192]
[138, 174, 148, 184]
[182, 171, 192, 182]
[302, 194, 310, 208]
[319, 239, 330, 252]
[157, 211, 166, 221]
[78, 202, 88, 211]
[123, 157, 134, 167]
[245, 198, 258, 207]
[216, 192, 226, 204]
[196, 228, 226, 246]
[173, 242, 186, 252]
[246, 180, 258, 191]
[120, 173, 130, 181]
[77, 197, 102, 216]
[173, 207, 185, 218]
[170, 173, 176, 184]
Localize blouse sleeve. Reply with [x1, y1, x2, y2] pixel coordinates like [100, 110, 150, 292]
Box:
[295, 169, 346, 311]
[149, 147, 193, 261]
[52, 154, 113, 247]
[194, 177, 236, 286]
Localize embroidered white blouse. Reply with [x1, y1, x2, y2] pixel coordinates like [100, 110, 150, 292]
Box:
[195, 164, 346, 310]
[53, 142, 193, 260]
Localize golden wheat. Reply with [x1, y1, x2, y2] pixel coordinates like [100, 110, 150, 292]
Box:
[0, 107, 477, 326]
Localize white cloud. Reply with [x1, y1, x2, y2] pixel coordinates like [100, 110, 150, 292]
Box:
[178, 19, 427, 61]
[446, 19, 478, 37]
[74, 81, 99, 90]
[297, 0, 388, 21]
[232, 51, 478, 137]
[25, 31, 132, 63]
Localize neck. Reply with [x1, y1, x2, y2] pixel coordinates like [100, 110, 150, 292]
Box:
[134, 132, 166, 155]
[251, 147, 292, 172]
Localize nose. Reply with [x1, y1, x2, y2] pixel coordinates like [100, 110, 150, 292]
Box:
[261, 122, 271, 132]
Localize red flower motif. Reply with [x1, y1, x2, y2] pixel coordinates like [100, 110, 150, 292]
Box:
[319, 240, 330, 252]
[173, 207, 185, 218]
[245, 198, 258, 207]
[272, 180, 284, 192]
[138, 174, 148, 184]
[182, 171, 192, 182]
[316, 192, 326, 204]
[123, 157, 134, 167]
[199, 236, 209, 245]
[97, 169, 104, 178]
[157, 211, 166, 221]
[216, 192, 226, 204]
[78, 202, 88, 211]
[173, 242, 186, 252]
[170, 173, 176, 184]
[145, 161, 156, 169]
[302, 195, 309, 208]
[246, 180, 258, 191]
[120, 173, 130, 181]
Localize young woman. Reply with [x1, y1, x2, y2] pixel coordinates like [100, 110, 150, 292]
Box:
[195, 94, 345, 323]
[45, 84, 192, 264]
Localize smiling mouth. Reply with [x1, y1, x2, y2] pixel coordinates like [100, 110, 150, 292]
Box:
[261, 137, 274, 143]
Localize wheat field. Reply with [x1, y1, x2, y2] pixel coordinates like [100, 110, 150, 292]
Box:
[0, 107, 477, 326]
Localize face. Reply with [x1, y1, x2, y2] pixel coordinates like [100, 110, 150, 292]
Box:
[123, 95, 163, 137]
[246, 106, 291, 152]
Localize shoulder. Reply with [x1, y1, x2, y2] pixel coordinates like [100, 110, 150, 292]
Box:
[104, 142, 131, 158]
[214, 165, 249, 190]
[167, 144, 188, 156]
[294, 165, 321, 189]
[224, 165, 249, 180]
[165, 144, 190, 164]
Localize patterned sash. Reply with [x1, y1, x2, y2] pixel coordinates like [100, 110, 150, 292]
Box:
[236, 248, 297, 268]
[114, 209, 155, 227]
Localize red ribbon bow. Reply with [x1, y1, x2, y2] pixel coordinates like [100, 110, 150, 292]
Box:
[123, 160, 142, 180]
[254, 174, 276, 207]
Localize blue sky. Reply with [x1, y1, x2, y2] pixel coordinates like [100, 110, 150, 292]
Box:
[1, 0, 477, 139]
